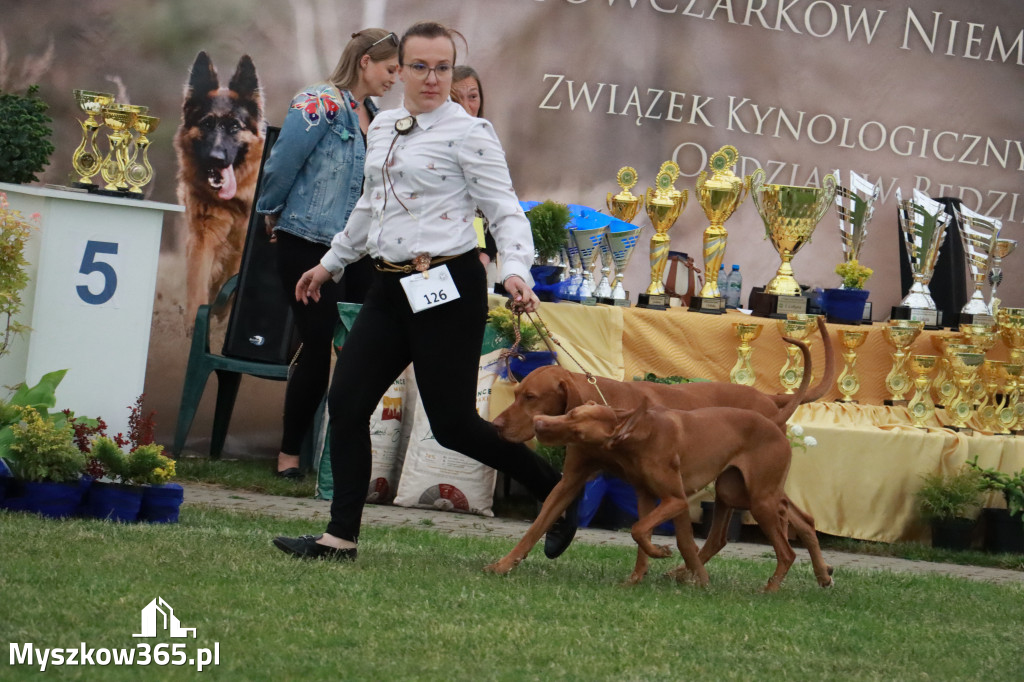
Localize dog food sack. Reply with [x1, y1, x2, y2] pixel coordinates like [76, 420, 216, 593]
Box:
[393, 350, 502, 517]
[315, 366, 412, 503]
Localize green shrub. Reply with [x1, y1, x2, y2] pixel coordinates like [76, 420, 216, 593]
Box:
[0, 85, 55, 184]
[916, 466, 984, 521]
[526, 200, 571, 262]
[91, 436, 175, 485]
[6, 405, 85, 482]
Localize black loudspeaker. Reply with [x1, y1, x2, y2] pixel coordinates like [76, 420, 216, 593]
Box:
[222, 126, 300, 363]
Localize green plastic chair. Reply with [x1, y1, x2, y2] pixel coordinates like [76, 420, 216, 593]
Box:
[172, 274, 291, 458]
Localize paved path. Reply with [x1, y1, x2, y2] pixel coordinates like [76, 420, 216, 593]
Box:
[181, 482, 1024, 586]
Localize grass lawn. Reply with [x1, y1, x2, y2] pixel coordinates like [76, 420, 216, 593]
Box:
[2, 505, 1023, 681]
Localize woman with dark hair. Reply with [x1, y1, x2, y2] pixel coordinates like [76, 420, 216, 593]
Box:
[273, 21, 577, 561]
[256, 29, 398, 478]
[452, 65, 484, 118]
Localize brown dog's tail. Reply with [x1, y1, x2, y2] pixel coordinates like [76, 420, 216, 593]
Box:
[772, 336, 812, 428]
[800, 315, 835, 404]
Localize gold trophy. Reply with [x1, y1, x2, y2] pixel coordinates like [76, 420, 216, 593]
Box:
[776, 317, 816, 394]
[996, 363, 1023, 434]
[977, 360, 1005, 432]
[836, 329, 869, 402]
[929, 335, 963, 407]
[71, 90, 115, 189]
[730, 323, 763, 386]
[638, 161, 687, 309]
[960, 322, 997, 403]
[907, 354, 938, 428]
[125, 114, 160, 195]
[691, 145, 748, 314]
[834, 169, 880, 262]
[948, 350, 985, 432]
[893, 188, 951, 327]
[998, 308, 1024, 432]
[749, 168, 837, 317]
[606, 166, 644, 223]
[988, 238, 1017, 315]
[882, 320, 924, 405]
[606, 227, 643, 305]
[98, 103, 141, 195]
[953, 203, 1002, 326]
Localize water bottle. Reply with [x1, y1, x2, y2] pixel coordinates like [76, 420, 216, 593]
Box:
[717, 264, 727, 296]
[726, 264, 742, 308]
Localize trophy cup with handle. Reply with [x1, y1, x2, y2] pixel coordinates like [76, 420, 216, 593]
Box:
[638, 161, 687, 310]
[126, 114, 160, 195]
[572, 221, 610, 306]
[749, 168, 836, 318]
[691, 145, 748, 314]
[730, 323, 763, 386]
[776, 317, 816, 394]
[833, 169, 880, 263]
[988, 238, 1017, 315]
[606, 166, 644, 224]
[953, 202, 1001, 327]
[907, 354, 938, 428]
[893, 188, 950, 327]
[98, 103, 141, 195]
[836, 329, 869, 402]
[882, 320, 924, 405]
[606, 225, 643, 306]
[72, 89, 115, 189]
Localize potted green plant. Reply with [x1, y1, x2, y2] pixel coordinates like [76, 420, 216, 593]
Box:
[916, 465, 984, 550]
[0, 193, 36, 360]
[84, 437, 176, 523]
[819, 259, 873, 324]
[486, 306, 555, 380]
[525, 200, 571, 295]
[2, 405, 89, 518]
[967, 456, 1024, 554]
[0, 85, 55, 184]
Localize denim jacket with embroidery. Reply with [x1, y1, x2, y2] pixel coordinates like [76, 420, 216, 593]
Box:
[256, 83, 377, 246]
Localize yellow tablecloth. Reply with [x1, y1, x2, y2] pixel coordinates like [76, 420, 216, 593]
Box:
[489, 299, 1024, 543]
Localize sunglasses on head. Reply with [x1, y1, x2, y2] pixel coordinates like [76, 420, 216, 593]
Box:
[366, 32, 398, 52]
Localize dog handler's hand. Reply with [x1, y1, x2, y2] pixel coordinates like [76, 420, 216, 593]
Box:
[503, 275, 540, 313]
[295, 264, 332, 304]
[264, 213, 278, 241]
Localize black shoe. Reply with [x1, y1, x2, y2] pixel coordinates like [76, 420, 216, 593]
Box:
[275, 467, 304, 480]
[272, 534, 357, 561]
[544, 499, 579, 559]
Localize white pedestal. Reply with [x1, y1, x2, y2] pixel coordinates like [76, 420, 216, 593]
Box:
[0, 182, 182, 437]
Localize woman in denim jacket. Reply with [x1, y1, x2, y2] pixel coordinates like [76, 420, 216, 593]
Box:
[256, 29, 398, 478]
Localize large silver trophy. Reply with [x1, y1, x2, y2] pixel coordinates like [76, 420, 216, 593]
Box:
[953, 203, 1002, 325]
[895, 188, 951, 326]
[833, 169, 880, 263]
[572, 224, 610, 305]
[606, 226, 643, 304]
[562, 228, 583, 300]
[594, 233, 615, 300]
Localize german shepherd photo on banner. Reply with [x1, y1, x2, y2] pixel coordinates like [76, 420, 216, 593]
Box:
[175, 51, 265, 333]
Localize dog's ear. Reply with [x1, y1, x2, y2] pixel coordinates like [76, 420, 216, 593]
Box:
[608, 397, 652, 448]
[229, 55, 262, 115]
[559, 371, 584, 411]
[186, 51, 219, 97]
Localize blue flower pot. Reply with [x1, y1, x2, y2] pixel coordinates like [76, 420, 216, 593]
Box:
[82, 481, 143, 523]
[2, 478, 90, 519]
[820, 288, 869, 324]
[139, 483, 184, 524]
[507, 350, 558, 382]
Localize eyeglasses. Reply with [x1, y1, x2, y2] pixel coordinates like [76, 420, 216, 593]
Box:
[366, 32, 398, 52]
[405, 62, 453, 80]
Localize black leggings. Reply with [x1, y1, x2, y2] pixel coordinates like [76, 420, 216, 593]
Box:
[274, 231, 371, 455]
[325, 250, 561, 542]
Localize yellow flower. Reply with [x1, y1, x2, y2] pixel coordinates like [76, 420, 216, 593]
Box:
[834, 259, 873, 290]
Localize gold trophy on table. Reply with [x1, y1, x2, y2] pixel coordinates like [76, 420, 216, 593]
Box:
[997, 308, 1024, 432]
[98, 103, 143, 196]
[607, 166, 644, 223]
[882, 320, 924, 405]
[638, 161, 687, 309]
[948, 350, 985, 432]
[995, 362, 1023, 434]
[125, 113, 160, 195]
[893, 188, 950, 327]
[977, 360, 1006, 432]
[72, 90, 115, 189]
[690, 145, 748, 314]
[749, 168, 837, 318]
[730, 322, 763, 386]
[953, 203, 1001, 327]
[776, 316, 816, 394]
[907, 354, 938, 428]
[836, 329, 869, 402]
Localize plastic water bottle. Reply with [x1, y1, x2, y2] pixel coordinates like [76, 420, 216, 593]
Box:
[717, 264, 727, 296]
[725, 264, 742, 308]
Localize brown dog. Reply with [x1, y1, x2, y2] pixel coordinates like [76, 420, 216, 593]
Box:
[485, 337, 834, 592]
[491, 316, 833, 443]
[175, 51, 265, 333]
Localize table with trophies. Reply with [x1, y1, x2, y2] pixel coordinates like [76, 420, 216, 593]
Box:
[492, 146, 1023, 544]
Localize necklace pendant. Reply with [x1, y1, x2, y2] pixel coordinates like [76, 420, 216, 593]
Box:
[413, 253, 431, 277]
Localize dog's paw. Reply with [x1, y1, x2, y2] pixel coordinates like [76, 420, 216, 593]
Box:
[483, 560, 514, 575]
[651, 544, 674, 558]
[623, 571, 647, 586]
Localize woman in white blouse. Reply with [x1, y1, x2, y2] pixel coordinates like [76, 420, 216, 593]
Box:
[273, 21, 577, 562]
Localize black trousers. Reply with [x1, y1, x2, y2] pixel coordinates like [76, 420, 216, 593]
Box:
[274, 232, 372, 455]
[325, 250, 561, 542]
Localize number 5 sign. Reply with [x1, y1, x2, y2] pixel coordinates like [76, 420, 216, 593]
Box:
[76, 240, 120, 305]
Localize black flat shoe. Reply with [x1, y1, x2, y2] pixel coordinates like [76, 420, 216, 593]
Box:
[275, 467, 304, 480]
[544, 499, 580, 559]
[272, 534, 357, 561]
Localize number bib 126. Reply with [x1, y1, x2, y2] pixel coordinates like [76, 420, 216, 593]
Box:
[399, 264, 461, 313]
